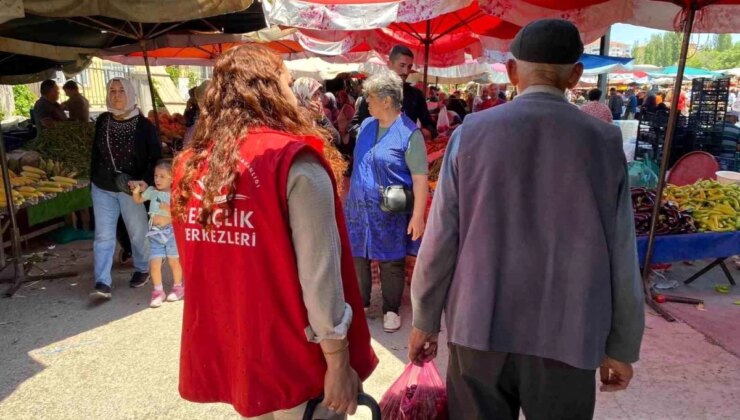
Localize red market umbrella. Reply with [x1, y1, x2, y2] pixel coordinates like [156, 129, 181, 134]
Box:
[480, 0, 740, 33]
[105, 39, 307, 65]
[266, 1, 524, 86]
[263, 0, 474, 30]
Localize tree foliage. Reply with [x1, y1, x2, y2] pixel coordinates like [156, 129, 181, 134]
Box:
[686, 42, 740, 70]
[716, 34, 733, 52]
[12, 85, 36, 117]
[635, 32, 739, 70]
[165, 66, 181, 84]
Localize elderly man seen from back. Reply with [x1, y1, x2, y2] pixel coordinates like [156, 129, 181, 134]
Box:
[408, 19, 645, 420]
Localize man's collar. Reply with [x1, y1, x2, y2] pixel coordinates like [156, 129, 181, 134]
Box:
[516, 85, 566, 99]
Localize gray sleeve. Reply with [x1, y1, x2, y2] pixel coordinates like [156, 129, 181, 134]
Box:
[410, 127, 462, 334]
[287, 153, 353, 343]
[605, 162, 645, 363]
[405, 130, 429, 175]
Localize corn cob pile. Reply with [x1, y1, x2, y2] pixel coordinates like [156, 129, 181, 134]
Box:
[1, 159, 79, 209]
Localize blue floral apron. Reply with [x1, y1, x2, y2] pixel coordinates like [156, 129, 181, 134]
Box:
[344, 115, 421, 261]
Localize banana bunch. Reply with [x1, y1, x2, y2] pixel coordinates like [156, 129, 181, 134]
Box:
[38, 158, 78, 179]
[664, 180, 740, 232]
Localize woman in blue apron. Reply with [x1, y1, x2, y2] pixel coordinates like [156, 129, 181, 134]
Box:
[344, 71, 429, 333]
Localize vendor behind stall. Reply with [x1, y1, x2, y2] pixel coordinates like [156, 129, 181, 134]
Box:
[720, 111, 740, 168]
[33, 80, 67, 132]
[62, 80, 90, 122]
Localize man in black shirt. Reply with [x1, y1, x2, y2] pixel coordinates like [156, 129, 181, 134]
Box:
[350, 45, 436, 141]
[33, 80, 67, 133]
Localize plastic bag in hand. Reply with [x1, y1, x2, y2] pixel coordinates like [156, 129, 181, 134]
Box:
[379, 362, 448, 420]
[436, 105, 450, 135]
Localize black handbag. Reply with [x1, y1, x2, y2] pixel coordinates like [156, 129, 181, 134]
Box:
[371, 127, 414, 214]
[379, 185, 414, 214]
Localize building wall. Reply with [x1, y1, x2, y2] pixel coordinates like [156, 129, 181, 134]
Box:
[585, 40, 633, 58]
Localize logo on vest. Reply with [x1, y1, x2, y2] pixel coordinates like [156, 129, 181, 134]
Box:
[183, 206, 257, 247]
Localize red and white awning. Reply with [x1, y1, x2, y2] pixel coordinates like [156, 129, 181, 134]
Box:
[479, 0, 740, 34]
[263, 0, 474, 30]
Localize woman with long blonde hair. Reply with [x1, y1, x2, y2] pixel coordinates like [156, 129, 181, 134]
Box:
[172, 45, 377, 420]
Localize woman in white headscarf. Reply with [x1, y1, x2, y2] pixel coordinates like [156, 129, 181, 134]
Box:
[292, 77, 349, 194]
[90, 78, 162, 300]
[292, 77, 341, 145]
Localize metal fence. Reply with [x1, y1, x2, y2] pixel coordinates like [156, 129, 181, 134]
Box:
[71, 61, 213, 110]
[71, 60, 133, 110]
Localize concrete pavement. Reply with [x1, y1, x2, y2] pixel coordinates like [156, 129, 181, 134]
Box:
[1, 241, 739, 419]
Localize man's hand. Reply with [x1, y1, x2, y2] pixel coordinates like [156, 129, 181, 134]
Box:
[322, 352, 361, 415]
[407, 214, 426, 241]
[599, 356, 634, 392]
[408, 327, 438, 366]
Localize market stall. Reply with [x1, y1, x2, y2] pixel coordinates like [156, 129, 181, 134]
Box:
[631, 179, 740, 290]
[0, 131, 84, 296]
[636, 232, 738, 286]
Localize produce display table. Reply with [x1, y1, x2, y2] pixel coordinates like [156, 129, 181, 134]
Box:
[1, 182, 91, 267]
[637, 231, 739, 285]
[25, 183, 91, 226]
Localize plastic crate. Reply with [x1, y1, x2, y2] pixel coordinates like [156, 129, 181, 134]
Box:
[716, 156, 740, 172]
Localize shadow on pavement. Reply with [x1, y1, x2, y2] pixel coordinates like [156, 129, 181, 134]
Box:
[0, 239, 162, 402]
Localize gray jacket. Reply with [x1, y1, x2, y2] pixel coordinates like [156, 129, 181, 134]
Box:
[411, 86, 645, 370]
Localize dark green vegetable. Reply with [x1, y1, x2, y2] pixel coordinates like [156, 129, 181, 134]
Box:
[24, 122, 95, 178]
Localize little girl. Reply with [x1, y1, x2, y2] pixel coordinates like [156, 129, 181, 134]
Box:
[131, 160, 184, 308]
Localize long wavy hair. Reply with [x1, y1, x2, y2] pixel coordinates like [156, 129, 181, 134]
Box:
[173, 45, 338, 226]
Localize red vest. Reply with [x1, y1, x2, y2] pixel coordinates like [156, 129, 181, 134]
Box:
[173, 128, 378, 418]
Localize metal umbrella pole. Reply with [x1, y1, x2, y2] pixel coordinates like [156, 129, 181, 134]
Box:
[422, 20, 431, 90]
[0, 132, 77, 297]
[0, 130, 26, 296]
[639, 7, 697, 322]
[140, 41, 162, 136]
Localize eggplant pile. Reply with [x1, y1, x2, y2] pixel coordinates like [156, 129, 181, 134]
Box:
[631, 188, 697, 236]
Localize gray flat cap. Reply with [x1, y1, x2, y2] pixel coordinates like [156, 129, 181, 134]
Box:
[511, 19, 584, 65]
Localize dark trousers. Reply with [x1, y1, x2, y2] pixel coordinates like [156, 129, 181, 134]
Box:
[612, 113, 622, 121]
[447, 344, 596, 420]
[353, 257, 405, 314]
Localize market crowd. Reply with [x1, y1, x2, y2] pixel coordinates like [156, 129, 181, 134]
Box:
[76, 18, 647, 420]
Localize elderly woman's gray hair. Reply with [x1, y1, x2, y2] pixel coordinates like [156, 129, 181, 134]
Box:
[291, 77, 323, 108]
[364, 71, 404, 111]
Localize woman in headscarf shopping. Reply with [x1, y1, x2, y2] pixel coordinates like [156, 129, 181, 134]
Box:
[89, 78, 162, 300]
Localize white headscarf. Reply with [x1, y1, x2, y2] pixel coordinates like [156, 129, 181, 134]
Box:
[106, 78, 140, 119]
[292, 77, 322, 108]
